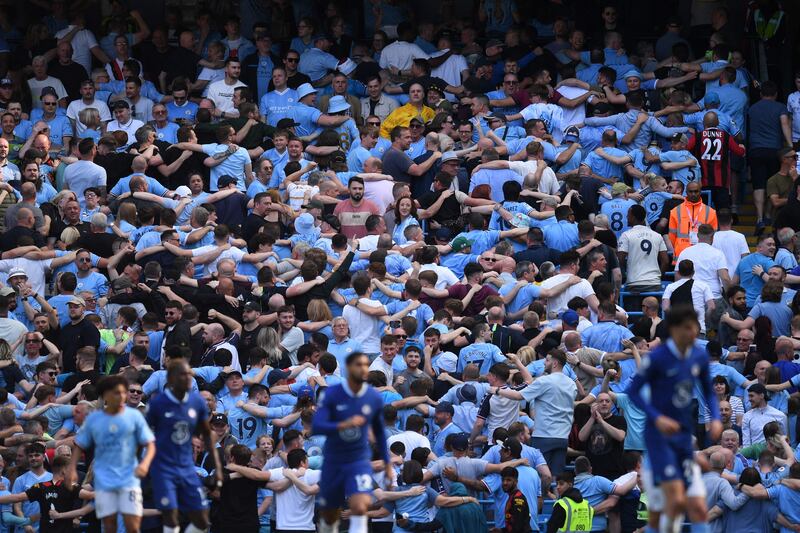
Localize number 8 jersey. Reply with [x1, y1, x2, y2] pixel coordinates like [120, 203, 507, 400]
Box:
[688, 127, 746, 189]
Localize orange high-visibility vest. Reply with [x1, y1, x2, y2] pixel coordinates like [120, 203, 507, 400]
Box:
[668, 200, 718, 259]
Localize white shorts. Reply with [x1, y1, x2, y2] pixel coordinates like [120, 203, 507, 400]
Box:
[94, 487, 143, 518]
[642, 462, 705, 513]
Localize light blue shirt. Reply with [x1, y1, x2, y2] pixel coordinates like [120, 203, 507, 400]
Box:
[574, 472, 616, 531]
[202, 143, 251, 190]
[584, 111, 688, 151]
[659, 149, 701, 188]
[457, 343, 506, 374]
[543, 220, 579, 252]
[259, 88, 298, 126]
[75, 407, 155, 490]
[297, 47, 339, 82]
[520, 372, 576, 439]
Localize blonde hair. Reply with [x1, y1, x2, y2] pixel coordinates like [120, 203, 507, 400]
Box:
[307, 299, 333, 322]
[0, 339, 12, 361]
[60, 226, 81, 246]
[79, 107, 101, 129]
[517, 346, 536, 365]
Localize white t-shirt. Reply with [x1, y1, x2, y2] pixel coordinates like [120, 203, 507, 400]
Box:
[66, 99, 112, 137]
[379, 41, 429, 71]
[191, 245, 246, 274]
[206, 79, 247, 113]
[0, 257, 52, 296]
[286, 182, 319, 210]
[106, 118, 145, 146]
[387, 431, 432, 460]
[406, 264, 460, 289]
[675, 243, 728, 299]
[541, 273, 594, 318]
[617, 225, 667, 287]
[358, 234, 381, 253]
[431, 50, 467, 100]
[342, 298, 386, 353]
[508, 160, 560, 195]
[28, 77, 68, 108]
[268, 468, 321, 530]
[368, 356, 395, 384]
[662, 278, 714, 332]
[54, 26, 99, 74]
[364, 180, 395, 214]
[712, 230, 750, 278]
[554, 85, 590, 128]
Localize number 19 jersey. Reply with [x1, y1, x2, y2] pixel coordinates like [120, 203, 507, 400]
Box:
[618, 224, 667, 287]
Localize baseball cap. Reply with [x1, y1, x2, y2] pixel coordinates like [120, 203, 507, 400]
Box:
[623, 70, 643, 80]
[485, 39, 505, 50]
[456, 384, 477, 404]
[474, 57, 493, 69]
[748, 383, 768, 396]
[435, 228, 453, 241]
[243, 301, 262, 313]
[7, 267, 26, 279]
[210, 413, 228, 426]
[704, 92, 720, 106]
[218, 175, 237, 187]
[225, 370, 243, 380]
[67, 296, 86, 306]
[435, 401, 455, 415]
[297, 385, 314, 400]
[451, 236, 473, 253]
[174, 185, 192, 198]
[303, 199, 325, 210]
[563, 125, 580, 143]
[671, 132, 689, 144]
[0, 78, 11, 87]
[611, 182, 629, 196]
[451, 433, 470, 451]
[0, 287, 14, 297]
[561, 310, 579, 327]
[276, 118, 300, 128]
[267, 368, 291, 387]
[409, 116, 423, 125]
[40, 86, 59, 100]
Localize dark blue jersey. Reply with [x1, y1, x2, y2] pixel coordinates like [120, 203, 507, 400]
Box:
[312, 381, 388, 464]
[627, 340, 719, 434]
[147, 389, 209, 476]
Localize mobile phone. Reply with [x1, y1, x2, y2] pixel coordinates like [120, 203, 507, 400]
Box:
[749, 344, 757, 354]
[389, 320, 401, 329]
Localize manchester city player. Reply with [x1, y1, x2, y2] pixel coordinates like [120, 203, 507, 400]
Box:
[628, 306, 722, 533]
[312, 351, 389, 533]
[147, 360, 222, 533]
[68, 375, 156, 533]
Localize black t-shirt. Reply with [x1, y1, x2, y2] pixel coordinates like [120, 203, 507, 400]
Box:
[75, 232, 117, 258]
[214, 473, 265, 530]
[95, 152, 137, 191]
[154, 146, 208, 190]
[63, 369, 103, 396]
[418, 190, 462, 224]
[47, 60, 87, 101]
[213, 193, 249, 234]
[225, 118, 275, 150]
[48, 220, 90, 242]
[26, 480, 81, 533]
[0, 225, 45, 251]
[584, 414, 627, 479]
[59, 318, 101, 373]
[163, 47, 202, 85]
[239, 324, 264, 368]
[242, 213, 268, 244]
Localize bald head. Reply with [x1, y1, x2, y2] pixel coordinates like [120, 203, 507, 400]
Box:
[205, 322, 224, 341]
[775, 336, 795, 360]
[710, 450, 729, 470]
[563, 331, 582, 351]
[16, 207, 35, 228]
[703, 111, 719, 129]
[20, 181, 37, 200]
[216, 276, 234, 296]
[132, 155, 148, 173]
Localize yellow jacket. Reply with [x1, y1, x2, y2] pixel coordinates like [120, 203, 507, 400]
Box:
[380, 103, 435, 138]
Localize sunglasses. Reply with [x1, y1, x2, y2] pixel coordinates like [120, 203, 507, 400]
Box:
[367, 121, 380, 126]
[409, 123, 423, 129]
[285, 57, 299, 63]
[43, 102, 57, 106]
[129, 389, 143, 394]
[396, 334, 408, 339]
[484, 257, 497, 262]
[78, 257, 91, 263]
[47, 371, 58, 377]
[25, 339, 41, 343]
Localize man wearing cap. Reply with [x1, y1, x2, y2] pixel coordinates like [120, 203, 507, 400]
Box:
[59, 295, 100, 373]
[0, 286, 26, 356]
[429, 402, 463, 457]
[741, 383, 787, 446]
[297, 35, 340, 85]
[106, 99, 145, 146]
[278, 82, 350, 139]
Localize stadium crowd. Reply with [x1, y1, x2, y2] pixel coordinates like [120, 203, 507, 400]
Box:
[0, 0, 798, 532]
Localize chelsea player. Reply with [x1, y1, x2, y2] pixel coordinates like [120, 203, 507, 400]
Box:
[628, 306, 722, 533]
[147, 360, 222, 533]
[313, 351, 389, 533]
